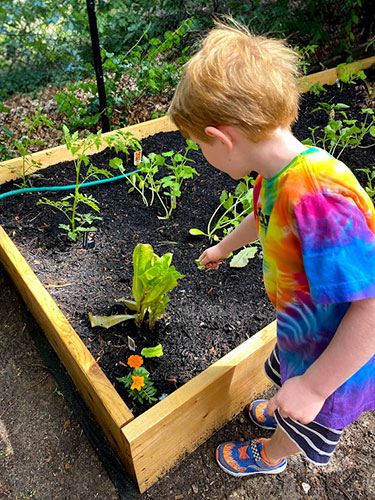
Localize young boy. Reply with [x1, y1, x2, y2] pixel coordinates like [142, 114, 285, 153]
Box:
[168, 20, 375, 476]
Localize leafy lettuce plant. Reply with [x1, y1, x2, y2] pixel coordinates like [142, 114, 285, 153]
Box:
[89, 243, 184, 330]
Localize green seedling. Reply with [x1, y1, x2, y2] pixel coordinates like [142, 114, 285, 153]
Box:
[156, 138, 199, 219]
[112, 138, 198, 219]
[190, 176, 254, 242]
[89, 243, 184, 330]
[229, 246, 259, 268]
[191, 176, 258, 268]
[5, 108, 54, 188]
[194, 259, 204, 270]
[303, 103, 375, 159]
[141, 344, 163, 358]
[356, 166, 375, 202]
[37, 126, 108, 241]
[37, 126, 140, 242]
[336, 63, 367, 86]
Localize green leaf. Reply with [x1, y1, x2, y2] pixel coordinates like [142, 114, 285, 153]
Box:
[189, 228, 205, 236]
[132, 243, 155, 305]
[130, 243, 184, 329]
[195, 259, 204, 270]
[109, 157, 123, 169]
[229, 246, 258, 268]
[141, 344, 164, 358]
[116, 298, 138, 311]
[334, 103, 350, 110]
[88, 312, 134, 329]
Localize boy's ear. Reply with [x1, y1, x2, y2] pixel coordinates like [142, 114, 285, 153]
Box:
[204, 126, 233, 151]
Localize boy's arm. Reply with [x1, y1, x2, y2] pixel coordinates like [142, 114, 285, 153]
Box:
[267, 296, 375, 424]
[199, 212, 257, 269]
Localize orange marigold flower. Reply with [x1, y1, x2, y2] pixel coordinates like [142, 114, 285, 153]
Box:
[127, 355, 143, 369]
[131, 375, 145, 391]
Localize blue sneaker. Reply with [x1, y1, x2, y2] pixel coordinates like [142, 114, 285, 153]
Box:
[247, 399, 277, 430]
[216, 438, 287, 477]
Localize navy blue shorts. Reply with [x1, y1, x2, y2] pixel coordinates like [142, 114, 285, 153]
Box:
[265, 345, 343, 465]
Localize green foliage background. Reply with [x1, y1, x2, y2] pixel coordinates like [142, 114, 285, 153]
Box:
[0, 0, 373, 97]
[0, 0, 373, 162]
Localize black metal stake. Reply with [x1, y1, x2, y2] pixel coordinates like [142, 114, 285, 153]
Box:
[86, 0, 110, 132]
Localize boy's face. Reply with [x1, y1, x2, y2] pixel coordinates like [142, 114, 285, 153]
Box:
[190, 129, 252, 180]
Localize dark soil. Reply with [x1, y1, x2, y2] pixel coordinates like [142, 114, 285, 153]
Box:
[1, 70, 375, 419]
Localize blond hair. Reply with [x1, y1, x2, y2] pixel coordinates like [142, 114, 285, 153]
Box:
[168, 19, 301, 143]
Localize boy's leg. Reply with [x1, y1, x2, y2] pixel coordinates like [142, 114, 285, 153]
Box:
[262, 425, 300, 463]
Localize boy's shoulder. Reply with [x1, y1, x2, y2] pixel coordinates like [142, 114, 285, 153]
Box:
[278, 147, 362, 202]
[255, 147, 374, 217]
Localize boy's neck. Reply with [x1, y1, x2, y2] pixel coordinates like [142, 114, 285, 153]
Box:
[252, 128, 306, 179]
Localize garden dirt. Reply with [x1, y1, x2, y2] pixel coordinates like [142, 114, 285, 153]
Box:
[2, 267, 375, 500]
[1, 74, 375, 498]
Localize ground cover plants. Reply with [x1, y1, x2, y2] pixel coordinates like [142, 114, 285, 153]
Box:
[0, 68, 375, 418]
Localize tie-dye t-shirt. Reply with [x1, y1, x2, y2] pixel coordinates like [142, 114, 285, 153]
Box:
[253, 146, 375, 429]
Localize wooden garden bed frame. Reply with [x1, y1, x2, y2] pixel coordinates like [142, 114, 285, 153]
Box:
[0, 56, 374, 492]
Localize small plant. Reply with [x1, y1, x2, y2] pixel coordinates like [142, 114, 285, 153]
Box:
[295, 44, 318, 76]
[309, 82, 327, 96]
[190, 176, 254, 242]
[356, 166, 375, 202]
[37, 126, 140, 241]
[89, 243, 184, 330]
[336, 62, 367, 87]
[7, 108, 53, 188]
[190, 176, 259, 268]
[117, 355, 158, 405]
[303, 102, 375, 158]
[111, 138, 199, 219]
[153, 139, 199, 219]
[37, 126, 107, 241]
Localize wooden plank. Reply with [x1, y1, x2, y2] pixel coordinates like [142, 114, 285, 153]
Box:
[299, 55, 375, 92]
[123, 321, 276, 492]
[0, 225, 134, 462]
[0, 115, 177, 185]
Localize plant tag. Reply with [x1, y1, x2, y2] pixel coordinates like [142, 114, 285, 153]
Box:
[127, 336, 136, 351]
[82, 230, 96, 249]
[133, 150, 142, 165]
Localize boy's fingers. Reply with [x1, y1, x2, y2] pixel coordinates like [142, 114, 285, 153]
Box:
[266, 398, 277, 417]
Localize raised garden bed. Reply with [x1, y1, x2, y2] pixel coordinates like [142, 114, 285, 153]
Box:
[1, 56, 374, 492]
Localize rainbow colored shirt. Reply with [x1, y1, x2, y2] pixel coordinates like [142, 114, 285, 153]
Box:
[253, 147, 375, 429]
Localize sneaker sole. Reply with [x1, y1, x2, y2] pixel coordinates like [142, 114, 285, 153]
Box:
[216, 457, 287, 477]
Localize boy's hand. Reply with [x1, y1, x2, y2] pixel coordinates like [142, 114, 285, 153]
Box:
[199, 244, 230, 269]
[266, 376, 326, 425]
